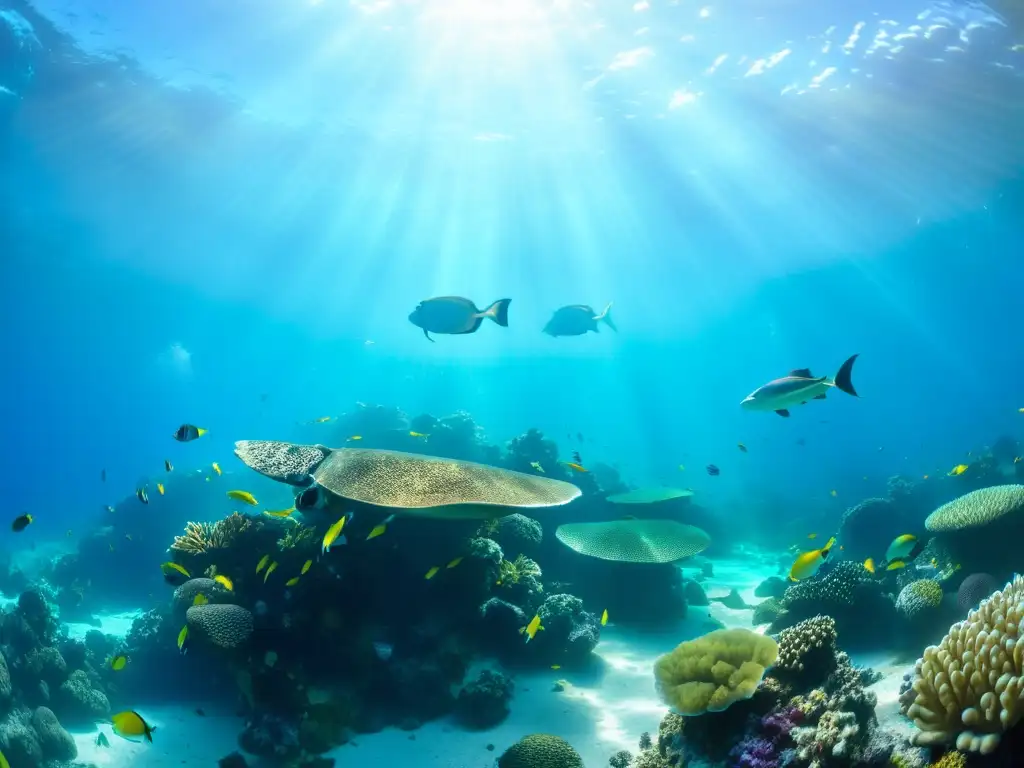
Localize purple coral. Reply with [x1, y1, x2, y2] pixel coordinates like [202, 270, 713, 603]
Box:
[727, 707, 802, 768]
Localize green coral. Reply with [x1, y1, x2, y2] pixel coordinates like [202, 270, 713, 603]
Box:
[278, 522, 318, 551]
[896, 579, 944, 620]
[653, 628, 778, 715]
[498, 554, 542, 585]
[498, 734, 584, 768]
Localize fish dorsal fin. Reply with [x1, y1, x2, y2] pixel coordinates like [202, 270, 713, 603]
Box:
[789, 368, 813, 378]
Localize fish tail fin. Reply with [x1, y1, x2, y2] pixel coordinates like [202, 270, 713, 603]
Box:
[481, 299, 511, 327]
[831, 354, 859, 397]
[596, 302, 617, 332]
[197, 428, 208, 436]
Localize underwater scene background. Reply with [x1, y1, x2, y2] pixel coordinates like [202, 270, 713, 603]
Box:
[3, 0, 1024, 766]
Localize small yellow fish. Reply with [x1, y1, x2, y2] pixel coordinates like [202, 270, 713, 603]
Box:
[886, 560, 907, 571]
[446, 556, 464, 569]
[564, 462, 588, 473]
[347, 435, 362, 441]
[177, 625, 189, 653]
[212, 462, 222, 476]
[930, 558, 937, 567]
[111, 710, 155, 743]
[923, 474, 929, 480]
[264, 562, 278, 583]
[863, 558, 876, 574]
[314, 416, 333, 423]
[601, 609, 608, 626]
[157, 483, 165, 496]
[301, 559, 312, 575]
[161, 562, 190, 584]
[285, 576, 300, 587]
[263, 507, 296, 518]
[193, 593, 208, 606]
[214, 574, 234, 591]
[530, 461, 545, 473]
[164, 459, 173, 472]
[521, 614, 544, 642]
[256, 555, 270, 574]
[551, 665, 561, 670]
[322, 515, 349, 553]
[110, 655, 128, 671]
[948, 464, 969, 477]
[829, 489, 837, 497]
[366, 513, 396, 541]
[227, 490, 258, 506]
[425, 566, 440, 580]
[409, 431, 429, 438]
[807, 533, 818, 540]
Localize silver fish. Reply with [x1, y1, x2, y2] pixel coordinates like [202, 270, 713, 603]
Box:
[741, 354, 859, 417]
[543, 303, 616, 337]
[408, 296, 511, 341]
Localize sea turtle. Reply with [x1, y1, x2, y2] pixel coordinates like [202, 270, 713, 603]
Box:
[233, 440, 582, 520]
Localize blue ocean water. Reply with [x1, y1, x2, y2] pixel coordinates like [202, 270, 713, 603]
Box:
[1, 0, 1024, 765]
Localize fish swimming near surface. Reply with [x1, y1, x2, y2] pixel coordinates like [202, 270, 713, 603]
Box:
[173, 424, 207, 442]
[737, 443, 748, 453]
[885, 534, 925, 563]
[11, 514, 32, 533]
[408, 296, 511, 341]
[409, 431, 429, 439]
[543, 303, 616, 337]
[740, 354, 860, 417]
[788, 536, 837, 582]
[111, 710, 155, 743]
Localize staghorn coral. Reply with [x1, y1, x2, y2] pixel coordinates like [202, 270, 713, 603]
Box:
[653, 628, 779, 715]
[498, 733, 584, 768]
[896, 580, 944, 621]
[277, 522, 318, 551]
[907, 574, 1024, 754]
[497, 554, 541, 586]
[186, 604, 254, 649]
[172, 512, 252, 554]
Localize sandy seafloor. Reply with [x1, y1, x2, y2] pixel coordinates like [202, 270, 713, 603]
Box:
[57, 551, 916, 767]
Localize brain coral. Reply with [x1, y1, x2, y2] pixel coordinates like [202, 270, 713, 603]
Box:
[654, 628, 779, 715]
[925, 485, 1024, 532]
[907, 574, 1024, 754]
[186, 604, 254, 649]
[497, 734, 584, 768]
[172, 578, 233, 614]
[896, 580, 944, 621]
[957, 573, 998, 613]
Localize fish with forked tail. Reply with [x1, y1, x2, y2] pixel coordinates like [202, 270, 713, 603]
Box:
[408, 296, 511, 341]
[543, 303, 616, 336]
[741, 355, 860, 417]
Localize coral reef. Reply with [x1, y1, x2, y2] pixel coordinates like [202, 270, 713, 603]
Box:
[924, 485, 1024, 579]
[497, 733, 584, 768]
[895, 580, 944, 621]
[529, 594, 602, 665]
[956, 572, 998, 613]
[454, 669, 514, 729]
[172, 512, 253, 555]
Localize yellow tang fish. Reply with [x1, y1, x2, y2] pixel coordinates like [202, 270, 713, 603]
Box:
[322, 515, 349, 553]
[521, 614, 545, 643]
[227, 490, 258, 506]
[424, 566, 440, 580]
[886, 560, 907, 571]
[948, 464, 968, 477]
[256, 555, 270, 574]
[193, 594, 208, 606]
[214, 574, 234, 591]
[177, 625, 189, 654]
[366, 513, 396, 541]
[863, 558, 876, 574]
[601, 609, 609, 626]
[788, 537, 837, 582]
[160, 562, 190, 584]
[285, 576, 301, 587]
[446, 556, 464, 569]
[409, 431, 429, 438]
[157, 483, 165, 496]
[530, 461, 545, 473]
[347, 435, 362, 441]
[264, 562, 278, 583]
[212, 462, 222, 476]
[110, 655, 128, 671]
[263, 507, 295, 518]
[301, 559, 312, 575]
[111, 710, 155, 743]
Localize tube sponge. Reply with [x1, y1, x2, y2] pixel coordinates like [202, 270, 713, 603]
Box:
[653, 628, 779, 715]
[907, 574, 1024, 754]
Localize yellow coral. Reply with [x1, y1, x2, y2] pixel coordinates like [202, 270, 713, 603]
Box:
[653, 628, 778, 715]
[908, 574, 1024, 754]
[172, 512, 252, 554]
[498, 554, 541, 586]
[929, 752, 966, 768]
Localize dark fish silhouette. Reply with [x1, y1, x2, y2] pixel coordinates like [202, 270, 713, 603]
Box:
[706, 465, 720, 476]
[408, 297, 511, 341]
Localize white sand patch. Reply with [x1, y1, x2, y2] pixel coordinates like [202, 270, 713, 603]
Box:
[72, 705, 241, 767]
[65, 609, 142, 641]
[853, 650, 917, 738]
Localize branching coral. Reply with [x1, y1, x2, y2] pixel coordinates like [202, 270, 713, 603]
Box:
[907, 574, 1024, 754]
[498, 555, 541, 586]
[277, 522, 318, 551]
[172, 512, 252, 554]
[653, 628, 779, 715]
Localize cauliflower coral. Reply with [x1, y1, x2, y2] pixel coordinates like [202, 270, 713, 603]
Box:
[907, 574, 1024, 753]
[654, 628, 779, 715]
